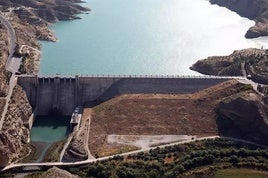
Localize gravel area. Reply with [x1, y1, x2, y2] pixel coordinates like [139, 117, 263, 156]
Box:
[107, 135, 195, 149]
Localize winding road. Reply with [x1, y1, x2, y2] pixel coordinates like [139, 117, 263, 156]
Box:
[0, 14, 19, 131]
[2, 136, 266, 172]
[0, 15, 16, 68]
[2, 136, 217, 172]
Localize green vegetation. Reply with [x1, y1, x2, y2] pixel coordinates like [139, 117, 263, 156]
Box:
[215, 168, 268, 178]
[66, 138, 268, 178]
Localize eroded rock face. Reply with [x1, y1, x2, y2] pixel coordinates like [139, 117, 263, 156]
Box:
[210, 0, 268, 38]
[0, 85, 32, 167]
[216, 93, 268, 145]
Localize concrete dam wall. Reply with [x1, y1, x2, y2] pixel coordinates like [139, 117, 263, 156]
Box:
[17, 75, 230, 115]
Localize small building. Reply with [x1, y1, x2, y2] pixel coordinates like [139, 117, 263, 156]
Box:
[70, 106, 83, 131]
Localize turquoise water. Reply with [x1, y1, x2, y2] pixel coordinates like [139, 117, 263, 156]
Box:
[39, 0, 267, 75]
[30, 116, 70, 142]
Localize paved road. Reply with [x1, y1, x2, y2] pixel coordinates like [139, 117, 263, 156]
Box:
[0, 15, 19, 131]
[241, 62, 247, 77]
[59, 133, 74, 162]
[2, 136, 267, 172]
[19, 74, 246, 79]
[1, 136, 217, 171]
[0, 14, 17, 71]
[19, 45, 40, 54]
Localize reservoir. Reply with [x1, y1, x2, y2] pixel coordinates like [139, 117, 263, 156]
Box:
[40, 0, 268, 75]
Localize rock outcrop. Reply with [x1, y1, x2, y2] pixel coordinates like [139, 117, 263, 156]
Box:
[216, 92, 268, 145]
[210, 0, 268, 38]
[191, 48, 268, 84]
[0, 0, 90, 42]
[0, 0, 90, 23]
[0, 85, 32, 167]
[40, 167, 79, 178]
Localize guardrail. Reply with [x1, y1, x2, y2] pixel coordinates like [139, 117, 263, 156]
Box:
[17, 74, 245, 80]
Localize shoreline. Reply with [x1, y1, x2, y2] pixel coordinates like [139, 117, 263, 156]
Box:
[2, 0, 268, 168]
[210, 0, 268, 38]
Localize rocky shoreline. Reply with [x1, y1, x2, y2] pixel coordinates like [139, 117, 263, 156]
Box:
[190, 48, 268, 84]
[0, 0, 90, 42]
[210, 0, 268, 38]
[0, 0, 268, 176]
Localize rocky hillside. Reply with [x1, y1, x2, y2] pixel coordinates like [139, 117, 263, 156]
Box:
[39, 167, 79, 178]
[217, 91, 268, 145]
[0, 0, 90, 168]
[210, 0, 268, 38]
[0, 0, 90, 22]
[0, 85, 32, 167]
[0, 25, 10, 97]
[191, 48, 268, 83]
[0, 0, 89, 41]
[88, 80, 268, 157]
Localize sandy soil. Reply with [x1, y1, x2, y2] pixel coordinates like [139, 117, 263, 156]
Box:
[107, 135, 195, 149]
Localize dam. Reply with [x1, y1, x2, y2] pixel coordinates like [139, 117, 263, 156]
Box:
[18, 75, 233, 116]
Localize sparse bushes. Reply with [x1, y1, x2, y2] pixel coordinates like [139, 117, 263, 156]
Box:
[66, 138, 268, 177]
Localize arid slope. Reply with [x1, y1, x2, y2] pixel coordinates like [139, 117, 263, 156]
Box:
[88, 80, 268, 157]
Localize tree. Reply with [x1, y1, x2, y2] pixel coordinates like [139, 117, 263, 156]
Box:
[229, 155, 239, 164]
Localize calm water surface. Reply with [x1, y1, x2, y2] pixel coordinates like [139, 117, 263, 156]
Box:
[39, 0, 268, 75]
[30, 116, 70, 142]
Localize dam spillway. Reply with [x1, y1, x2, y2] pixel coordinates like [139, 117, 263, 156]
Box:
[17, 75, 232, 115]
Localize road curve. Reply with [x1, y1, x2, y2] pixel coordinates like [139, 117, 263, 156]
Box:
[0, 15, 18, 131]
[1, 136, 215, 172]
[2, 136, 267, 172]
[0, 14, 17, 70]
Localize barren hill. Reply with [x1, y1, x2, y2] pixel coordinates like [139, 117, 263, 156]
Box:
[88, 80, 268, 156]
